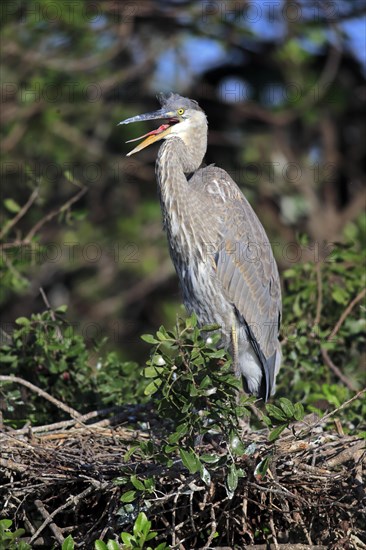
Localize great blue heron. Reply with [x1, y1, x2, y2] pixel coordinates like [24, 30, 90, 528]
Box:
[119, 93, 282, 401]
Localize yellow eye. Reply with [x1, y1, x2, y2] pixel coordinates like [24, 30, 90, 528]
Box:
[177, 108, 185, 115]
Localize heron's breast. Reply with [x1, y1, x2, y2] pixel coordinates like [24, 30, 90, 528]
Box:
[180, 257, 232, 328]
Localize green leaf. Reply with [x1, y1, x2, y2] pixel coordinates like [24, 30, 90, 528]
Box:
[179, 448, 201, 474]
[0, 519, 12, 529]
[4, 198, 21, 213]
[141, 334, 159, 344]
[144, 366, 164, 378]
[265, 404, 287, 422]
[207, 349, 226, 359]
[106, 541, 120, 550]
[268, 424, 287, 441]
[151, 354, 166, 366]
[186, 312, 198, 328]
[164, 444, 178, 454]
[199, 375, 212, 389]
[200, 465, 211, 486]
[94, 541, 108, 550]
[156, 330, 169, 341]
[123, 445, 139, 462]
[55, 304, 68, 313]
[15, 316, 30, 326]
[145, 530, 158, 541]
[10, 528, 26, 539]
[168, 422, 188, 444]
[200, 323, 221, 331]
[121, 532, 133, 545]
[331, 286, 348, 304]
[120, 490, 136, 503]
[243, 442, 257, 456]
[0, 353, 18, 363]
[134, 512, 150, 536]
[227, 463, 238, 493]
[279, 397, 295, 418]
[62, 535, 75, 550]
[144, 379, 162, 395]
[230, 433, 246, 456]
[254, 456, 270, 479]
[293, 402, 305, 421]
[130, 475, 145, 491]
[260, 414, 272, 428]
[64, 170, 76, 183]
[189, 385, 199, 396]
[144, 477, 155, 491]
[200, 453, 220, 464]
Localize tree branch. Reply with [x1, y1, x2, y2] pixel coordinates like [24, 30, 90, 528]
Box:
[0, 375, 82, 420]
[0, 189, 39, 240]
[328, 288, 366, 341]
[320, 348, 357, 392]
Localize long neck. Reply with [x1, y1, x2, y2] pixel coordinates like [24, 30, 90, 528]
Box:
[155, 137, 205, 261]
[155, 138, 190, 231]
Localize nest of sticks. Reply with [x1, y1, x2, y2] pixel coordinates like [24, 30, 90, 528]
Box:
[1, 397, 365, 550]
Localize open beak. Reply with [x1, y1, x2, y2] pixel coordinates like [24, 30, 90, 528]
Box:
[118, 108, 178, 156]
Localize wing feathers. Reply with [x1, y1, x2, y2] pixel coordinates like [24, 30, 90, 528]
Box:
[211, 177, 281, 362]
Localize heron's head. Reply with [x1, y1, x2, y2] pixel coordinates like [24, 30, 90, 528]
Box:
[118, 93, 207, 157]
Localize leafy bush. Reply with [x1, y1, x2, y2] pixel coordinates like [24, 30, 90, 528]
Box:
[95, 512, 168, 550]
[0, 516, 168, 550]
[279, 215, 366, 432]
[0, 308, 147, 427]
[142, 313, 249, 448]
[0, 519, 30, 550]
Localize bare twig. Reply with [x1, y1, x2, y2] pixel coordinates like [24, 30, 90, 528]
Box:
[3, 38, 127, 73]
[244, 545, 327, 549]
[0, 189, 39, 240]
[321, 348, 357, 391]
[319, 287, 365, 390]
[25, 182, 87, 241]
[269, 502, 279, 549]
[0, 375, 82, 420]
[29, 485, 104, 544]
[0, 457, 28, 473]
[202, 504, 217, 550]
[0, 240, 37, 251]
[34, 500, 65, 545]
[328, 288, 366, 341]
[39, 287, 55, 319]
[39, 287, 63, 341]
[0, 180, 87, 252]
[1, 405, 124, 436]
[301, 388, 366, 436]
[326, 439, 365, 469]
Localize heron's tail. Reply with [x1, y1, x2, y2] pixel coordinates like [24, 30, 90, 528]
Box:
[233, 308, 281, 401]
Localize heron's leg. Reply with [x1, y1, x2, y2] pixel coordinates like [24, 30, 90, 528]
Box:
[231, 324, 239, 376]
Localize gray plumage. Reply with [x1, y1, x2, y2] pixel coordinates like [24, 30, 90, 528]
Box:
[119, 93, 282, 401]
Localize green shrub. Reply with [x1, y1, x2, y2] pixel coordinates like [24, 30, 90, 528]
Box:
[279, 216, 366, 432]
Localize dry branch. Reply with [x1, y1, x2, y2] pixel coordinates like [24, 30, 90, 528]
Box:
[0, 375, 82, 420]
[328, 288, 366, 341]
